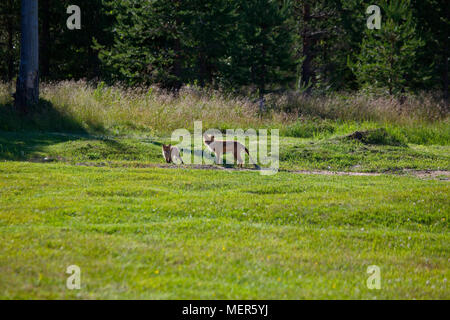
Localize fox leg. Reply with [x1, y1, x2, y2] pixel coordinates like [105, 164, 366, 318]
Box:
[214, 151, 222, 165]
[236, 151, 243, 168]
[176, 150, 184, 164]
[176, 154, 184, 164]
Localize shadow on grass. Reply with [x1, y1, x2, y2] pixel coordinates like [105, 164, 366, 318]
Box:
[0, 98, 88, 133]
[0, 98, 90, 161]
[144, 139, 164, 147]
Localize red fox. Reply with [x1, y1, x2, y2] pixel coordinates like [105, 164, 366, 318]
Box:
[162, 144, 184, 164]
[203, 135, 259, 168]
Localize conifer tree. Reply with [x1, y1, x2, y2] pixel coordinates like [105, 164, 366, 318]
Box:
[0, 0, 20, 82]
[411, 0, 449, 100]
[229, 0, 295, 107]
[352, 0, 424, 95]
[98, 0, 193, 88]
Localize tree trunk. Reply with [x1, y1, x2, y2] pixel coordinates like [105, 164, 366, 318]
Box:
[40, 0, 50, 79]
[301, 3, 313, 94]
[172, 37, 182, 90]
[198, 50, 213, 88]
[171, 0, 182, 91]
[15, 0, 39, 113]
[443, 3, 449, 103]
[258, 89, 265, 114]
[443, 37, 449, 102]
[6, 0, 14, 82]
[258, 39, 266, 113]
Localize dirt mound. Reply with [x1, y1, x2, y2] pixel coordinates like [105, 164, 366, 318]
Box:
[346, 128, 406, 146]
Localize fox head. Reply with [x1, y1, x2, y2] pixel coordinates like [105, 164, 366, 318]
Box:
[162, 144, 172, 163]
[203, 135, 215, 145]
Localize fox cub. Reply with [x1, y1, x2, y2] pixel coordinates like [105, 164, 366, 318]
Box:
[162, 144, 184, 164]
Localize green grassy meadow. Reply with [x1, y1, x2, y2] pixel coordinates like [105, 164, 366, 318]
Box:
[0, 162, 448, 299]
[0, 82, 449, 299]
[0, 131, 448, 173]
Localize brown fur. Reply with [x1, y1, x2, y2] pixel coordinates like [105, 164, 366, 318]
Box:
[162, 144, 184, 164]
[204, 135, 257, 168]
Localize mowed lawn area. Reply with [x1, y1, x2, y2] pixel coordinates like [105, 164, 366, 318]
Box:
[0, 161, 448, 299]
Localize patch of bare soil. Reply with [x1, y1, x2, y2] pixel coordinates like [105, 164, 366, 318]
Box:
[289, 170, 381, 176]
[403, 170, 450, 180]
[345, 128, 406, 146]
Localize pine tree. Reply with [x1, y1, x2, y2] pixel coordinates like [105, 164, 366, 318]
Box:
[228, 0, 295, 108]
[352, 0, 424, 95]
[98, 0, 190, 88]
[38, 0, 113, 80]
[292, 0, 341, 92]
[412, 0, 449, 100]
[183, 0, 239, 88]
[0, 0, 20, 82]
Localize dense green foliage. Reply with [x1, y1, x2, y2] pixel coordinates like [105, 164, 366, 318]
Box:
[1, 130, 449, 172]
[0, 0, 113, 81]
[0, 0, 448, 98]
[352, 0, 424, 94]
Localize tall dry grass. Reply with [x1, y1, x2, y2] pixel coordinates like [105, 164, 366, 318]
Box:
[39, 81, 282, 134]
[265, 90, 448, 124]
[0, 81, 448, 144]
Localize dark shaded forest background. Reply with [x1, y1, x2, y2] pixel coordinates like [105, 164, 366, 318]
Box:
[0, 0, 448, 100]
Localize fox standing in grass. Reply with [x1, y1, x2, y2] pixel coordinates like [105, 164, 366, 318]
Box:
[203, 135, 259, 168]
[162, 144, 184, 164]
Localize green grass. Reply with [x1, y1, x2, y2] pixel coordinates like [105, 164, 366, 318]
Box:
[0, 162, 448, 299]
[1, 131, 448, 172]
[281, 119, 450, 146]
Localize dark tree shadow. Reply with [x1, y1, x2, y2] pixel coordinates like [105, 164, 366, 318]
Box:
[0, 131, 85, 161]
[0, 98, 90, 161]
[143, 139, 164, 147]
[0, 98, 88, 133]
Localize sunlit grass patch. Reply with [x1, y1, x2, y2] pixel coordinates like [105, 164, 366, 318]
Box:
[0, 162, 448, 299]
